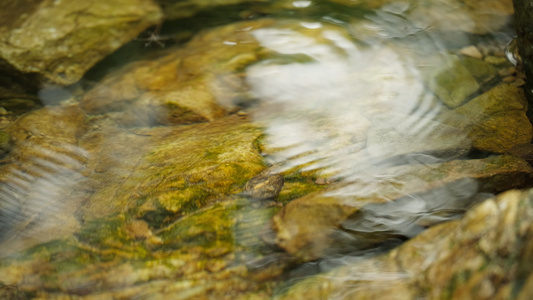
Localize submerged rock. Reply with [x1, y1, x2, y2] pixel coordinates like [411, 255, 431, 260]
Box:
[81, 19, 278, 126]
[78, 115, 266, 220]
[0, 105, 88, 254]
[406, 0, 514, 35]
[244, 172, 285, 200]
[420, 54, 497, 108]
[0, 199, 287, 299]
[271, 155, 533, 261]
[0, 111, 286, 297]
[275, 188, 533, 300]
[0, 0, 162, 85]
[440, 84, 533, 153]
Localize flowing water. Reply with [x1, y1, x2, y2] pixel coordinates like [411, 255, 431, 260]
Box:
[0, 0, 529, 298]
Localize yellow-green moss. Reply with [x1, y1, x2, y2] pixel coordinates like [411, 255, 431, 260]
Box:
[157, 203, 236, 253]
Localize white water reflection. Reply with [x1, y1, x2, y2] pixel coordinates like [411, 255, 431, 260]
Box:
[247, 20, 466, 178]
[0, 144, 87, 255]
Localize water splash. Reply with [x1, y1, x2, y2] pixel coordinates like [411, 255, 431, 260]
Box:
[505, 37, 521, 66]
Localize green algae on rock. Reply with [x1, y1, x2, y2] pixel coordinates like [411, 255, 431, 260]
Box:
[275, 188, 533, 300]
[0, 0, 162, 85]
[0, 110, 288, 297]
[0, 197, 286, 299]
[79, 115, 266, 220]
[422, 55, 481, 108]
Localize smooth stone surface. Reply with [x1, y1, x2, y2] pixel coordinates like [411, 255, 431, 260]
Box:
[0, 0, 162, 85]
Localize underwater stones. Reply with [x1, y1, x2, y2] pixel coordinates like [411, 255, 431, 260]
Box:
[244, 173, 285, 200]
[81, 19, 273, 125]
[120, 78, 228, 126]
[422, 55, 481, 108]
[0, 0, 162, 85]
[0, 105, 87, 255]
[271, 155, 533, 262]
[6, 105, 88, 169]
[276, 188, 533, 299]
[462, 55, 498, 83]
[79, 115, 266, 219]
[440, 84, 533, 153]
[407, 0, 513, 35]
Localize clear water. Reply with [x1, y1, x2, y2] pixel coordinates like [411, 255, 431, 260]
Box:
[0, 0, 523, 298]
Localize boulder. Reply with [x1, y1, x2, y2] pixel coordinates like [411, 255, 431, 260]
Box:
[81, 19, 276, 126]
[276, 188, 533, 300]
[440, 84, 533, 153]
[0, 0, 162, 85]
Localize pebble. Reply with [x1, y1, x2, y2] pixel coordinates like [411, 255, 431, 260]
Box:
[498, 67, 516, 77]
[484, 56, 509, 65]
[244, 173, 284, 200]
[459, 46, 483, 59]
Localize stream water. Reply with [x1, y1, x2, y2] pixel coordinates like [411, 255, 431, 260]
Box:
[0, 0, 529, 299]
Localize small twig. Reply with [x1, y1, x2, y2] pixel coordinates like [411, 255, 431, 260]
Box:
[135, 24, 170, 48]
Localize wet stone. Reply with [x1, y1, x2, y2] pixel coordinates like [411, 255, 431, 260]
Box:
[422, 54, 481, 108]
[0, 2, 528, 299]
[439, 84, 533, 153]
[244, 173, 285, 200]
[0, 131, 10, 156]
[0, 0, 162, 85]
[271, 155, 533, 262]
[276, 188, 533, 300]
[80, 19, 277, 126]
